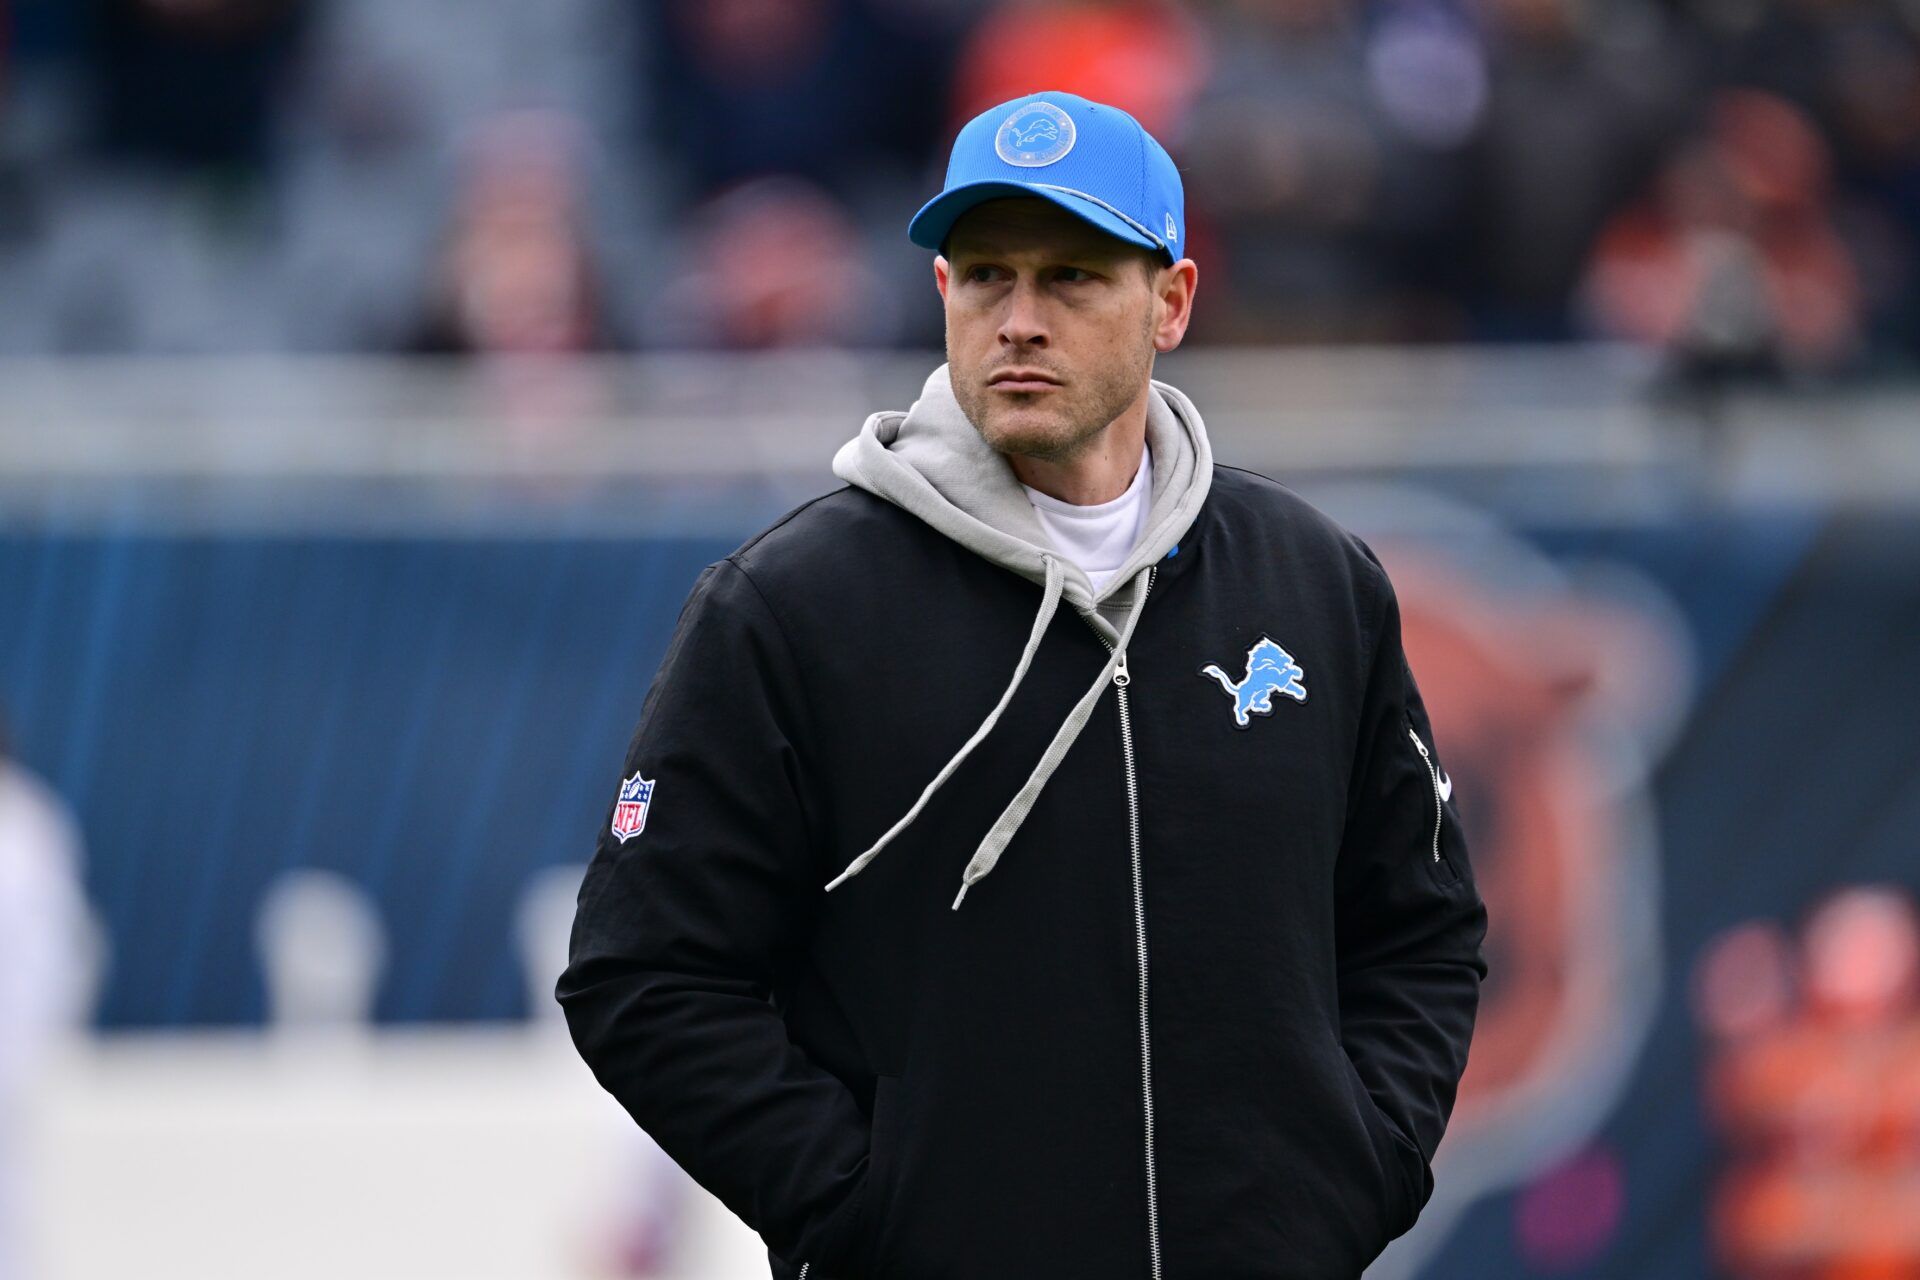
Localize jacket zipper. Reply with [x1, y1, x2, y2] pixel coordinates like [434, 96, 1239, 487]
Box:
[1406, 725, 1443, 864]
[1098, 564, 1163, 1280]
[798, 1265, 809, 1279]
[816, 569, 1165, 1280]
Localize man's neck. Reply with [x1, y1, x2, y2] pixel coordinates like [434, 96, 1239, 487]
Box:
[1007, 387, 1150, 505]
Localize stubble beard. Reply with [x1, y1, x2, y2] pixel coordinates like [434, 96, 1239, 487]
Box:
[951, 314, 1156, 466]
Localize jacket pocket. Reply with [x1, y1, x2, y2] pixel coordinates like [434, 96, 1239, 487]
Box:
[798, 1072, 901, 1280]
[1338, 1049, 1420, 1245]
[860, 1073, 902, 1269]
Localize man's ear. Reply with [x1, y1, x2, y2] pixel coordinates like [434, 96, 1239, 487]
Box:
[934, 255, 950, 303]
[1153, 258, 1199, 353]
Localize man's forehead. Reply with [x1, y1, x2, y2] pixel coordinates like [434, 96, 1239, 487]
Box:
[945, 198, 1135, 259]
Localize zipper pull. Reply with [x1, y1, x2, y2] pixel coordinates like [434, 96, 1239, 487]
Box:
[1113, 650, 1131, 687]
[1407, 725, 1446, 865]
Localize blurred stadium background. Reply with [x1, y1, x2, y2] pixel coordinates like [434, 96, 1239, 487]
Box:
[2, 0, 1919, 1277]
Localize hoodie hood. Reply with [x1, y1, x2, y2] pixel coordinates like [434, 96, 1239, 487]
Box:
[824, 362, 1213, 909]
[831, 361, 1212, 635]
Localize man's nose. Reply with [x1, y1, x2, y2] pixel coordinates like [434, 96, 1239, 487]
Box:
[998, 277, 1049, 349]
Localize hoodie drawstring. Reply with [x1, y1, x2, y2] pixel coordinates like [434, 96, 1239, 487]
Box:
[823, 556, 1155, 911]
[950, 562, 1151, 909]
[824, 553, 1065, 894]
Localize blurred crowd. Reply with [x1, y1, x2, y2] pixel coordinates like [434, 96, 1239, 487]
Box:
[0, 0, 1917, 379]
[1693, 887, 1920, 1277]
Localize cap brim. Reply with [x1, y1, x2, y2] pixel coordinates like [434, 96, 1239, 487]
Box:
[908, 180, 1171, 262]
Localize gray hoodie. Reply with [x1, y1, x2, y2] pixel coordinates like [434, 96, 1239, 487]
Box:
[824, 362, 1214, 908]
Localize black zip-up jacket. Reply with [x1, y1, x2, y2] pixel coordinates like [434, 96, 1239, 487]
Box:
[558, 375, 1488, 1279]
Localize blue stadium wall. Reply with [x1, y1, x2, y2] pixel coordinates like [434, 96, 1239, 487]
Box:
[4, 491, 1917, 1280]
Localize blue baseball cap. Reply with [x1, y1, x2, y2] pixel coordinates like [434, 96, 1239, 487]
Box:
[909, 91, 1186, 266]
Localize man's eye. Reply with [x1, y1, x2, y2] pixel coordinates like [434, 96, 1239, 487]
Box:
[1057, 268, 1093, 282]
[966, 266, 1001, 283]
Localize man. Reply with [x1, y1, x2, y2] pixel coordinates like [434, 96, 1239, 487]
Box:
[559, 91, 1488, 1279]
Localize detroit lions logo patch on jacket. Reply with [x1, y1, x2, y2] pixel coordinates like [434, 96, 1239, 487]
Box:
[1201, 636, 1308, 727]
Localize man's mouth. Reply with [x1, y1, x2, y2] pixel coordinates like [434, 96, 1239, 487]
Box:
[988, 368, 1062, 393]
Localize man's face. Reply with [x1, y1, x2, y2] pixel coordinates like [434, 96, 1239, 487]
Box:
[936, 198, 1172, 463]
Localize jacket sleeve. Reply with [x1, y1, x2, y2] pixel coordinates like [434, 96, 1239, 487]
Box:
[555, 556, 872, 1270]
[1334, 543, 1489, 1228]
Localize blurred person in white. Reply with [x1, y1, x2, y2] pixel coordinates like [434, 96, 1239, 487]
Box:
[255, 869, 386, 1035]
[0, 706, 94, 1280]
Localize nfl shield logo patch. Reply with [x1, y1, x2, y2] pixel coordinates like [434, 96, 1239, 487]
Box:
[611, 771, 655, 842]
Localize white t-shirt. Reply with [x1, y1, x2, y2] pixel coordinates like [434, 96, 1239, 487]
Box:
[1022, 443, 1152, 594]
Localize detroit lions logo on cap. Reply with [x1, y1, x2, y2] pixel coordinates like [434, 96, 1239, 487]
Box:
[995, 101, 1076, 167]
[1200, 636, 1307, 728]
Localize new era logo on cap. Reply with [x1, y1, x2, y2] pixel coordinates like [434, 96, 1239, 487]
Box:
[909, 91, 1187, 266]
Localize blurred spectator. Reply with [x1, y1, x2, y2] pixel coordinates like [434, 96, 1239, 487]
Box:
[1, 0, 87, 252]
[93, 0, 312, 178]
[642, 0, 959, 208]
[0, 0, 1914, 362]
[1356, 0, 1491, 333]
[641, 174, 899, 349]
[1179, 0, 1407, 340]
[407, 111, 625, 356]
[1819, 14, 1920, 365]
[256, 869, 386, 1034]
[1694, 888, 1920, 1277]
[1578, 89, 1863, 382]
[1462, 0, 1687, 340]
[949, 0, 1210, 139]
[0, 707, 93, 1280]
